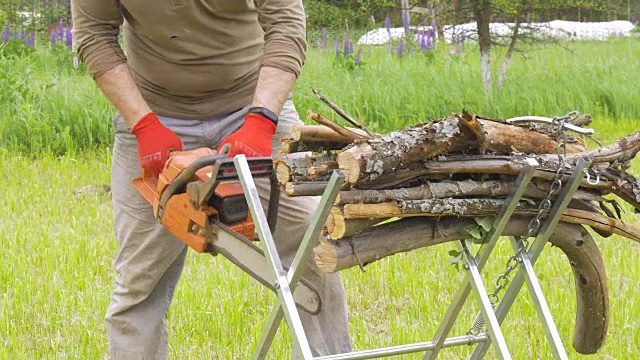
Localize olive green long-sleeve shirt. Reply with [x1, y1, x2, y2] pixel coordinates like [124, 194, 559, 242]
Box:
[71, 0, 307, 119]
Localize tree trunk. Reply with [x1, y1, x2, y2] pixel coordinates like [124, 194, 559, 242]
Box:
[497, 19, 522, 90]
[471, 0, 493, 92]
[435, 0, 447, 40]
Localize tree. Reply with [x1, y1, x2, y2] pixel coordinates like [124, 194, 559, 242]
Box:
[447, 0, 608, 92]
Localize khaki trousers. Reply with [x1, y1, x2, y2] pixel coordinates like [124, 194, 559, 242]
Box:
[107, 100, 352, 359]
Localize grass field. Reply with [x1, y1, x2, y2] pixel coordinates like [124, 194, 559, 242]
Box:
[1, 37, 640, 359]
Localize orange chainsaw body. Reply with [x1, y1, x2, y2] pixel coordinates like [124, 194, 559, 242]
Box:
[132, 148, 255, 253]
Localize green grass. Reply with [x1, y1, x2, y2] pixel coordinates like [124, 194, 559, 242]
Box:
[2, 37, 640, 358]
[295, 37, 640, 132]
[1, 38, 640, 155]
[1, 126, 640, 359]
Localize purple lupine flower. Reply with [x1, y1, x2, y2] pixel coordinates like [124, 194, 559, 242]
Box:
[73, 56, 79, 69]
[26, 31, 35, 47]
[385, 15, 391, 34]
[428, 29, 435, 50]
[13, 28, 18, 40]
[66, 27, 73, 48]
[51, 31, 57, 47]
[3, 23, 10, 43]
[335, 39, 340, 58]
[57, 19, 64, 40]
[397, 41, 403, 58]
[322, 28, 327, 49]
[403, 12, 410, 29]
[343, 34, 350, 57]
[355, 48, 361, 65]
[20, 28, 25, 40]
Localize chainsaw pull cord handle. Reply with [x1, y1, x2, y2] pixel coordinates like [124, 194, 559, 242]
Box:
[266, 171, 280, 235]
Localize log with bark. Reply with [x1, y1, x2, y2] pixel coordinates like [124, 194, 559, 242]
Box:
[331, 198, 640, 241]
[313, 216, 608, 354]
[278, 113, 371, 154]
[277, 154, 640, 213]
[337, 113, 586, 185]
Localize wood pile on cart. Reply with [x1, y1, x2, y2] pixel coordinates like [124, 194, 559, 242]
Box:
[275, 97, 640, 354]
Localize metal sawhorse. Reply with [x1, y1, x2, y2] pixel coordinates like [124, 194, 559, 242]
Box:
[233, 154, 591, 359]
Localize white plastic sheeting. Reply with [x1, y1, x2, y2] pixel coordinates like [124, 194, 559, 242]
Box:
[356, 20, 637, 45]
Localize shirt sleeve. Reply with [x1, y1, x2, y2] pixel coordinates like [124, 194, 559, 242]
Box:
[254, 0, 307, 78]
[71, 0, 126, 78]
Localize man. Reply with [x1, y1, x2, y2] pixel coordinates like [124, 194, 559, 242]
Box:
[71, 1, 352, 358]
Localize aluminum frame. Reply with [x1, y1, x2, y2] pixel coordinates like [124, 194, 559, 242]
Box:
[233, 155, 588, 359]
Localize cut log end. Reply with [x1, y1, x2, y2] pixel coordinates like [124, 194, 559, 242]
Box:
[276, 161, 292, 185]
[313, 240, 339, 273]
[337, 150, 363, 184]
[325, 207, 386, 239]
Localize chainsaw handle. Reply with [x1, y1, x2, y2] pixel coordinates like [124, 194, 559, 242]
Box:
[158, 153, 228, 219]
[157, 151, 275, 220]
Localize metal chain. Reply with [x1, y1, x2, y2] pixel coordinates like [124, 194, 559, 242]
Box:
[466, 111, 575, 336]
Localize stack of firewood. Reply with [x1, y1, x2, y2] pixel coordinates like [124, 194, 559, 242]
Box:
[276, 108, 640, 275]
[275, 108, 640, 354]
[277, 110, 640, 246]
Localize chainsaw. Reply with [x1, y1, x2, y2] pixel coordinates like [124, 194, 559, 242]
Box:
[132, 146, 321, 314]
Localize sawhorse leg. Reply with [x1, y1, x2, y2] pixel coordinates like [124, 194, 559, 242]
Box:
[459, 240, 512, 359]
[423, 158, 538, 360]
[469, 157, 591, 360]
[233, 155, 345, 360]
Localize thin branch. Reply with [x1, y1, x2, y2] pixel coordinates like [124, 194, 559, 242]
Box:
[312, 88, 376, 138]
[307, 111, 369, 141]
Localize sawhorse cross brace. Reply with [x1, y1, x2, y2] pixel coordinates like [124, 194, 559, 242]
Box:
[233, 154, 591, 359]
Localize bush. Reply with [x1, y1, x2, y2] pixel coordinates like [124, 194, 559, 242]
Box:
[304, 0, 356, 30]
[303, 0, 378, 31]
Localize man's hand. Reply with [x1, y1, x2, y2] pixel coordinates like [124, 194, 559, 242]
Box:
[131, 112, 183, 177]
[218, 111, 277, 158]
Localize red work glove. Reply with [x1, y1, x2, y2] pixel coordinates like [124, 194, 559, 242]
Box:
[218, 111, 277, 158]
[131, 112, 183, 178]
